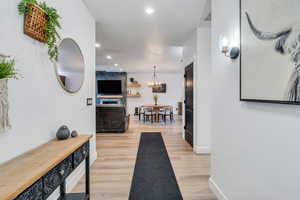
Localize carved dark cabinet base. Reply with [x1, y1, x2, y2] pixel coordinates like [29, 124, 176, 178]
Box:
[16, 179, 43, 200]
[15, 142, 90, 200]
[74, 143, 89, 169]
[96, 106, 129, 133]
[44, 155, 73, 199]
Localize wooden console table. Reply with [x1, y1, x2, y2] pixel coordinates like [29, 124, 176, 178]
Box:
[0, 135, 92, 200]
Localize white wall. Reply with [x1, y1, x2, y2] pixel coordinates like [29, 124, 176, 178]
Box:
[210, 0, 300, 199]
[182, 30, 198, 68]
[182, 27, 212, 154]
[0, 0, 96, 198]
[195, 27, 212, 154]
[127, 72, 184, 114]
[96, 64, 124, 72]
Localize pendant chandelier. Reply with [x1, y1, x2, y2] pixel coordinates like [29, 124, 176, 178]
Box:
[148, 65, 161, 88]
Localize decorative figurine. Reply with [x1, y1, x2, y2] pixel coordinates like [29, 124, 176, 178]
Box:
[56, 125, 70, 140]
[71, 130, 78, 138]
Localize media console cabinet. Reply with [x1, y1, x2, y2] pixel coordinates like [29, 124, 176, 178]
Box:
[96, 105, 129, 133]
[0, 135, 92, 200]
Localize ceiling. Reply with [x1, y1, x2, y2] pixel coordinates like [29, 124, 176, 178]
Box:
[83, 0, 209, 72]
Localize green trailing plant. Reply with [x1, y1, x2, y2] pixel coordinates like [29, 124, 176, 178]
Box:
[0, 57, 21, 80]
[17, 0, 37, 13]
[18, 0, 61, 61]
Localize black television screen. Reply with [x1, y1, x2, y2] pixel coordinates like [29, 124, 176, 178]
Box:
[98, 80, 122, 95]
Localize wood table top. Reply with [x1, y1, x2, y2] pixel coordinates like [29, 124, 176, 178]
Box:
[0, 135, 92, 200]
[141, 104, 171, 108]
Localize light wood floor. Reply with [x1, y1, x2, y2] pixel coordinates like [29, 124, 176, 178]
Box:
[73, 116, 217, 200]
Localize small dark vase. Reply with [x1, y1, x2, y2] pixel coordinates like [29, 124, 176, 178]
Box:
[130, 78, 134, 83]
[71, 130, 78, 138]
[56, 125, 70, 140]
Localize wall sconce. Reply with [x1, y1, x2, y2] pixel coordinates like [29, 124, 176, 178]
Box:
[219, 36, 240, 59]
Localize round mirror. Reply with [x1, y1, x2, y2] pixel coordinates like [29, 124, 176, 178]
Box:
[56, 38, 85, 93]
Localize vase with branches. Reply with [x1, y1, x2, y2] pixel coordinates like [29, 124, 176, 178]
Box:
[153, 95, 158, 105]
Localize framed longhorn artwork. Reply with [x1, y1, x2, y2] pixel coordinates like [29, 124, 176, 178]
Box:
[240, 0, 300, 104]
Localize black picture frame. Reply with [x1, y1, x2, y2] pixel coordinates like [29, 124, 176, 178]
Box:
[239, 0, 300, 105]
[153, 83, 167, 93]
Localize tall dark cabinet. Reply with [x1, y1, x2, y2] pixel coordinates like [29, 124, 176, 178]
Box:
[95, 72, 129, 133]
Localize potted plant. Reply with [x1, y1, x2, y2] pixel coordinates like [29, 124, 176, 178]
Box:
[18, 0, 61, 61]
[153, 95, 158, 105]
[0, 55, 20, 133]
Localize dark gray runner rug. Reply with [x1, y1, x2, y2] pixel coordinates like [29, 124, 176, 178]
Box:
[129, 132, 183, 200]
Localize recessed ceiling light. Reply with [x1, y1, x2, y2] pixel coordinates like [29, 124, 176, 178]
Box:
[145, 7, 155, 15]
[114, 63, 119, 67]
[106, 55, 112, 60]
[95, 43, 101, 48]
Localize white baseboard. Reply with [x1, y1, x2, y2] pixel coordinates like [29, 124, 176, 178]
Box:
[209, 178, 229, 200]
[194, 145, 211, 154]
[67, 151, 98, 192]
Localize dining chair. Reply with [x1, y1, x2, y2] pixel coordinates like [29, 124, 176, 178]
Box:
[134, 107, 139, 116]
[143, 108, 154, 123]
[159, 106, 174, 123]
[158, 108, 167, 123]
[138, 107, 145, 121]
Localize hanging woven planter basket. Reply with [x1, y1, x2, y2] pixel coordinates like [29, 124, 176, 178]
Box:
[23, 3, 48, 43]
[0, 79, 11, 133]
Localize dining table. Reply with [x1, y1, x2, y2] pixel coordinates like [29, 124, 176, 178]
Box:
[141, 104, 171, 122]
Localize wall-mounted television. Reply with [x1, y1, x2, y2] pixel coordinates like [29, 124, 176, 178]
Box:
[98, 80, 122, 95]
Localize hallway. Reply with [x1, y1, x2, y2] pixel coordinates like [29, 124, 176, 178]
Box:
[73, 117, 217, 200]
